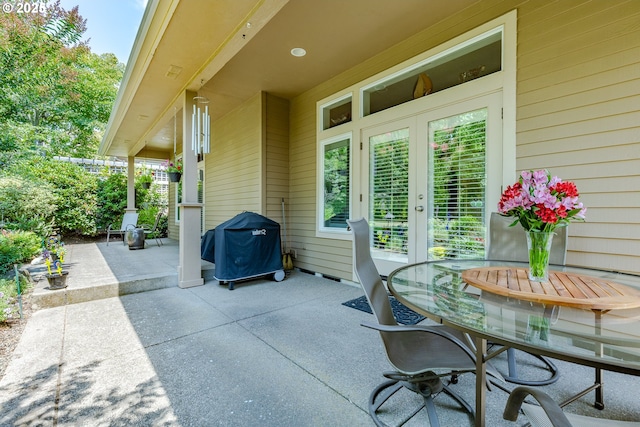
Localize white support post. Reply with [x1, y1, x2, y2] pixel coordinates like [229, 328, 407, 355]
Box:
[178, 90, 204, 288]
[126, 156, 136, 214]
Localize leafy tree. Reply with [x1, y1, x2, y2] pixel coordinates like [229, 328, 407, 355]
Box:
[323, 142, 349, 225]
[0, 1, 126, 241]
[0, 1, 123, 162]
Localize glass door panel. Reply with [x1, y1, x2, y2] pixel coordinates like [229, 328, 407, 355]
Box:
[363, 123, 414, 275]
[361, 92, 502, 274]
[425, 99, 500, 260]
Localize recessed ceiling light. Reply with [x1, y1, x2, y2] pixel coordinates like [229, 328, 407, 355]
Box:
[290, 47, 306, 57]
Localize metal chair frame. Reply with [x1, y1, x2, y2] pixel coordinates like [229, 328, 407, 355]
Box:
[349, 218, 502, 426]
[141, 212, 164, 247]
[504, 386, 640, 427]
[106, 213, 138, 246]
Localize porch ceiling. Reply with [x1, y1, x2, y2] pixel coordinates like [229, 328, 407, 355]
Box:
[100, 0, 479, 159]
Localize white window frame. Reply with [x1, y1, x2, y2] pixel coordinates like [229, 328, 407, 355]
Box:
[315, 10, 517, 239]
[318, 92, 353, 132]
[316, 132, 353, 239]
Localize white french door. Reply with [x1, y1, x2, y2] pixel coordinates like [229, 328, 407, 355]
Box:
[361, 92, 502, 276]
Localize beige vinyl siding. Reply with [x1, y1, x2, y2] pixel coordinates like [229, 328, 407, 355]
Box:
[204, 93, 262, 229]
[167, 181, 179, 240]
[516, 0, 640, 273]
[288, 0, 640, 278]
[199, 92, 290, 238]
[264, 93, 290, 225]
[289, 95, 354, 277]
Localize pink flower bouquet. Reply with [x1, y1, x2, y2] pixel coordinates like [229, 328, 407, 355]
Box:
[498, 169, 586, 232]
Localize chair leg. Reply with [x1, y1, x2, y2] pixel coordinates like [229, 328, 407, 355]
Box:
[369, 380, 404, 427]
[423, 395, 440, 427]
[504, 347, 560, 386]
[369, 380, 428, 426]
[442, 384, 475, 415]
[368, 377, 474, 427]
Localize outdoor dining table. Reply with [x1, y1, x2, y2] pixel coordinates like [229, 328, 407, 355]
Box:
[387, 259, 640, 427]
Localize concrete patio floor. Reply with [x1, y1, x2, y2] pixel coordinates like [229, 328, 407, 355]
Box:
[1, 238, 638, 426]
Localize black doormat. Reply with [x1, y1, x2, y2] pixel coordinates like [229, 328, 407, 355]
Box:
[342, 295, 426, 326]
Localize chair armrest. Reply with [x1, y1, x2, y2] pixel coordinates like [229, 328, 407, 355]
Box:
[361, 320, 505, 383]
[503, 386, 573, 427]
[139, 223, 152, 231]
[361, 321, 476, 360]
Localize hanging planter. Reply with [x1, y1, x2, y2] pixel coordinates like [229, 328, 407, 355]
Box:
[168, 172, 182, 182]
[162, 158, 183, 182]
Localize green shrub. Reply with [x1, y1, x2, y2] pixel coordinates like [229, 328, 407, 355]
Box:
[137, 207, 168, 238]
[0, 176, 57, 237]
[0, 275, 30, 323]
[156, 214, 168, 237]
[11, 157, 98, 236]
[137, 206, 159, 227]
[0, 230, 41, 275]
[96, 172, 127, 230]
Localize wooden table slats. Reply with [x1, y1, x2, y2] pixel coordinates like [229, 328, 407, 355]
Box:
[461, 267, 640, 310]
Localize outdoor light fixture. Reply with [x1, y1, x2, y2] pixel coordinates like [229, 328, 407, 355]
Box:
[290, 47, 306, 57]
[192, 96, 210, 155]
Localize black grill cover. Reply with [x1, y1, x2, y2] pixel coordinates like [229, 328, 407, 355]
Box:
[201, 212, 283, 281]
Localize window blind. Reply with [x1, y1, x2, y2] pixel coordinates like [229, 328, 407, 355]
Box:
[369, 129, 409, 255]
[428, 109, 487, 259]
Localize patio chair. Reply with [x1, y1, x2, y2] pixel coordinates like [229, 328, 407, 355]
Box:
[141, 212, 164, 247]
[348, 217, 502, 426]
[503, 386, 640, 427]
[106, 212, 138, 246]
[486, 212, 568, 386]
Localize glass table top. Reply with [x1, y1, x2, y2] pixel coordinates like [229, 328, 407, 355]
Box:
[387, 260, 640, 374]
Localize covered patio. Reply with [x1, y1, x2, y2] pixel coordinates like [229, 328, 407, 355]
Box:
[2, 239, 640, 425]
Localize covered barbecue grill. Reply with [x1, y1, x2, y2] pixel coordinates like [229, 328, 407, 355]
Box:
[201, 211, 285, 290]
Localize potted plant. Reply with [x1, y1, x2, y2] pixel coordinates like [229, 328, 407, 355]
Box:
[43, 235, 68, 290]
[137, 167, 153, 189]
[162, 158, 182, 182]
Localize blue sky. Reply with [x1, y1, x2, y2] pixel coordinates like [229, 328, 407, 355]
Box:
[58, 0, 147, 63]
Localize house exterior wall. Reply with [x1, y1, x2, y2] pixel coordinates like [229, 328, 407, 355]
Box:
[195, 92, 290, 231]
[201, 92, 263, 230]
[263, 93, 290, 224]
[168, 92, 291, 244]
[515, 0, 640, 273]
[288, 0, 640, 277]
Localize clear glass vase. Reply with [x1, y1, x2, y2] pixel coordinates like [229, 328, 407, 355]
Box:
[525, 230, 554, 282]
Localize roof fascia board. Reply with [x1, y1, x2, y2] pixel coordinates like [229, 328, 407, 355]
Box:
[98, 0, 179, 156]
